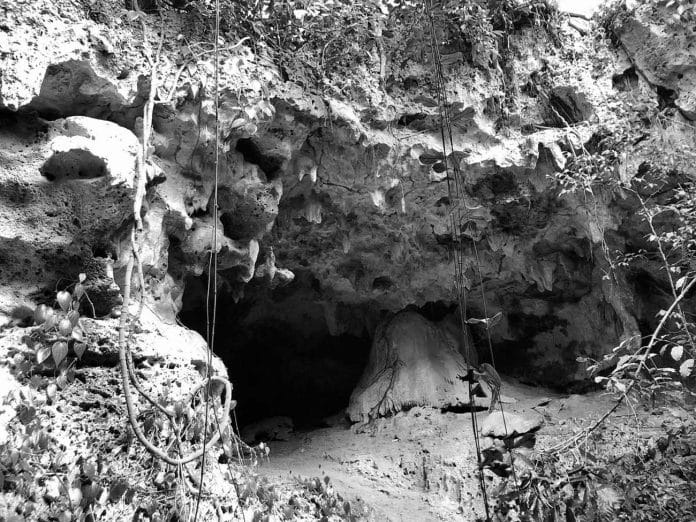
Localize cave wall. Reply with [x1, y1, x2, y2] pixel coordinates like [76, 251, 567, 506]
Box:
[1, 0, 694, 388]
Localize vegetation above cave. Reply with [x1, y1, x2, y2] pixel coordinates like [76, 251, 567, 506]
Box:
[1, 0, 696, 521]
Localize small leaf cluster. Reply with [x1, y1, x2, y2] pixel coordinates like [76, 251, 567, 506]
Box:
[488, 449, 625, 522]
[0, 383, 109, 521]
[178, 0, 559, 99]
[290, 475, 359, 521]
[31, 275, 90, 375]
[500, 416, 696, 521]
[554, 128, 627, 198]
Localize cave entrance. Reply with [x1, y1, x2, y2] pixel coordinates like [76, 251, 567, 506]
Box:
[178, 273, 371, 432]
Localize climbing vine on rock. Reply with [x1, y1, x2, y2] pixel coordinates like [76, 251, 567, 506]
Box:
[152, 0, 560, 103]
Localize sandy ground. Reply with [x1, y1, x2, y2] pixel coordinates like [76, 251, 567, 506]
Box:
[253, 379, 625, 521]
[3, 318, 693, 521]
[254, 377, 696, 521]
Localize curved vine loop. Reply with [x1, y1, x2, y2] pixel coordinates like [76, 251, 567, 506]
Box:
[118, 253, 233, 466]
[117, 0, 234, 470]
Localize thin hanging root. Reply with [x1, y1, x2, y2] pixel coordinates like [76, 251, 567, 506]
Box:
[119, 253, 234, 466]
[118, 3, 235, 470]
[124, 229, 176, 419]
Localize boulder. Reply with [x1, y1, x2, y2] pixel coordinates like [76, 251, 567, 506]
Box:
[615, 10, 696, 120]
[347, 310, 475, 422]
[480, 411, 543, 438]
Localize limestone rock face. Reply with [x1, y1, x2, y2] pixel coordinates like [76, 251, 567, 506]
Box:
[1, 0, 694, 391]
[347, 311, 474, 422]
[614, 5, 696, 120]
[0, 114, 137, 317]
[144, 92, 290, 320]
[25, 60, 127, 121]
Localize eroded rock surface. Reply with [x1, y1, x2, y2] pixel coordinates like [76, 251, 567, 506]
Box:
[480, 410, 544, 438]
[0, 114, 137, 317]
[612, 4, 696, 120]
[347, 310, 476, 422]
[0, 0, 695, 391]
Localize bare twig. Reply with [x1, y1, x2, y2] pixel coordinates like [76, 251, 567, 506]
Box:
[547, 275, 696, 455]
[635, 194, 695, 352]
[119, 254, 232, 465]
[568, 19, 587, 36]
[566, 11, 592, 21]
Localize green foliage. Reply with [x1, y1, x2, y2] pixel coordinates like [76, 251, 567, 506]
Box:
[29, 274, 90, 379]
[615, 421, 696, 520]
[290, 475, 361, 520]
[0, 374, 107, 522]
[0, 276, 98, 519]
[664, 0, 696, 22]
[542, 10, 696, 511]
[555, 128, 627, 198]
[556, 122, 696, 395]
[493, 419, 696, 521]
[164, 0, 560, 100]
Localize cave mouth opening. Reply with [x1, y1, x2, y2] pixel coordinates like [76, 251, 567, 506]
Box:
[235, 138, 285, 181]
[177, 274, 371, 433]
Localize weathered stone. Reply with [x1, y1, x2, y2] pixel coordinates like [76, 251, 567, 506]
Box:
[254, 248, 295, 288]
[26, 60, 126, 120]
[347, 310, 475, 422]
[480, 411, 543, 438]
[0, 114, 137, 319]
[615, 8, 696, 119]
[1, 0, 694, 393]
[544, 86, 594, 126]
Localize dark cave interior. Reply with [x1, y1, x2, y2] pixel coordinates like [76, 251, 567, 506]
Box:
[178, 274, 372, 431]
[175, 264, 669, 432]
[176, 270, 526, 432]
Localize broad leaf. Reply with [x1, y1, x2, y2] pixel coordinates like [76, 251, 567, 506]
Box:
[71, 328, 84, 342]
[418, 153, 443, 165]
[432, 162, 447, 173]
[680, 359, 694, 377]
[67, 310, 80, 327]
[466, 311, 502, 328]
[34, 304, 49, 325]
[229, 118, 247, 130]
[56, 291, 71, 312]
[52, 341, 68, 367]
[73, 343, 87, 360]
[670, 345, 684, 361]
[43, 311, 58, 331]
[36, 345, 51, 364]
[17, 405, 36, 425]
[58, 319, 73, 337]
